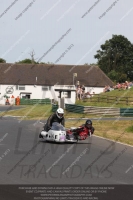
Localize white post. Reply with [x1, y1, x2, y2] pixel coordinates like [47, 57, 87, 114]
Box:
[73, 73, 77, 85]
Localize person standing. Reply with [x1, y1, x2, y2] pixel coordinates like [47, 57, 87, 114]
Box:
[76, 86, 82, 100]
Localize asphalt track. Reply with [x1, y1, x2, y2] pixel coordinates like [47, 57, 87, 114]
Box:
[0, 116, 133, 185]
[0, 105, 24, 112]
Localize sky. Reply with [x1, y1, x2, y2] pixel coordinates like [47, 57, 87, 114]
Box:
[0, 0, 133, 65]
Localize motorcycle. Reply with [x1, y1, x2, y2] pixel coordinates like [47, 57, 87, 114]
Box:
[40, 122, 92, 143]
[40, 122, 78, 143]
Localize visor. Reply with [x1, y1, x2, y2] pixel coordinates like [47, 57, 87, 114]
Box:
[86, 124, 92, 127]
[58, 113, 63, 117]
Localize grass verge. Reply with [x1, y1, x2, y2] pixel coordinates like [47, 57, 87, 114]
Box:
[65, 120, 133, 146]
[1, 104, 133, 146]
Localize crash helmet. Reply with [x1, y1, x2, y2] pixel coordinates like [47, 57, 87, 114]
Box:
[56, 108, 64, 119]
[85, 119, 92, 128]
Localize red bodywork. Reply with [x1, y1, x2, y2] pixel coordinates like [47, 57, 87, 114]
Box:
[78, 127, 88, 140]
[67, 126, 89, 140]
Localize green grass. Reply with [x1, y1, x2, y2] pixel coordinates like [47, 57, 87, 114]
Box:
[1, 104, 133, 146]
[2, 87, 133, 118]
[125, 125, 133, 133]
[76, 87, 133, 108]
[0, 105, 52, 119]
[0, 105, 98, 120]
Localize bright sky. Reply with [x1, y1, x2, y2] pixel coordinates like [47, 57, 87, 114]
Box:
[0, 0, 133, 65]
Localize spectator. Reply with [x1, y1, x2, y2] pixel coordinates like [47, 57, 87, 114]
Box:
[128, 82, 133, 88]
[103, 85, 107, 92]
[86, 91, 92, 98]
[117, 83, 121, 89]
[81, 85, 85, 99]
[103, 85, 111, 92]
[82, 85, 85, 93]
[16, 96, 20, 105]
[110, 86, 114, 91]
[106, 85, 111, 92]
[125, 81, 129, 89]
[5, 98, 10, 105]
[76, 85, 82, 100]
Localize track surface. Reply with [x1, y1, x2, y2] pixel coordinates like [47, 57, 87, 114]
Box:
[0, 105, 25, 112]
[0, 116, 133, 185]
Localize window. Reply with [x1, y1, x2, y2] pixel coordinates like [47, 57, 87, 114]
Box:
[21, 94, 30, 99]
[16, 85, 25, 90]
[42, 86, 50, 91]
[63, 91, 71, 98]
[19, 86, 25, 90]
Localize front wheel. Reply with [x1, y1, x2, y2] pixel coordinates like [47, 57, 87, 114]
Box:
[66, 133, 78, 143]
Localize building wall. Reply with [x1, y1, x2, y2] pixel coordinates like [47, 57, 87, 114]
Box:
[54, 85, 76, 104]
[0, 84, 76, 105]
[0, 84, 104, 105]
[0, 85, 48, 104]
[86, 87, 104, 94]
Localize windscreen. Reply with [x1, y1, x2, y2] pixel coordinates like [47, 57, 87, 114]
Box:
[51, 122, 65, 131]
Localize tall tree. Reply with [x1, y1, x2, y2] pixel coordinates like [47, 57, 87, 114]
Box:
[0, 58, 6, 63]
[29, 50, 39, 64]
[94, 35, 133, 81]
[17, 59, 33, 64]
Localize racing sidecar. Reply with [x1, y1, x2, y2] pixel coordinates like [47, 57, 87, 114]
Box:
[39, 122, 78, 143]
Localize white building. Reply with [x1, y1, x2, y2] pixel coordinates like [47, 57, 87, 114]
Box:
[0, 63, 113, 105]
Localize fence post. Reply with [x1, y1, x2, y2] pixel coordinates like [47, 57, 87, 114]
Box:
[126, 97, 128, 105]
[116, 96, 118, 104]
[90, 96, 91, 102]
[98, 94, 99, 102]
[107, 96, 108, 103]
